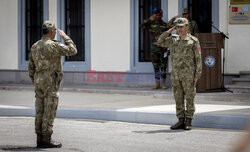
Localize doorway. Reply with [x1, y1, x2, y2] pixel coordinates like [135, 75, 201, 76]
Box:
[188, 0, 212, 33]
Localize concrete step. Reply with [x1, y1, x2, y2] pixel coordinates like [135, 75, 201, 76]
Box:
[232, 78, 250, 85]
[225, 84, 250, 93]
[1, 83, 250, 101]
[0, 105, 250, 130]
[239, 71, 250, 78]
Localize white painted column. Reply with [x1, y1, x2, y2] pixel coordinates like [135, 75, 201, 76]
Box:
[168, 0, 179, 19]
[0, 0, 18, 69]
[91, 0, 130, 72]
[167, 0, 179, 72]
[49, 0, 57, 26]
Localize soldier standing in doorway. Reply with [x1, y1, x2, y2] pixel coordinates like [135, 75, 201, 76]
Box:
[182, 8, 199, 35]
[140, 9, 176, 89]
[29, 21, 77, 148]
[155, 18, 202, 130]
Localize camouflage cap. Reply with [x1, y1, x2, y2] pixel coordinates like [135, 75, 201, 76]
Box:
[42, 21, 56, 31]
[174, 18, 189, 26]
[182, 8, 189, 14]
[154, 9, 163, 15]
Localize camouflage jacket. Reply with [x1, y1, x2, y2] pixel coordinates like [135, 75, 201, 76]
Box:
[28, 35, 77, 84]
[140, 17, 176, 43]
[155, 32, 202, 80]
[188, 19, 199, 35]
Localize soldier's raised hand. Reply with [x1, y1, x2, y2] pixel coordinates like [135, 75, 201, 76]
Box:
[149, 14, 156, 21]
[167, 26, 176, 34]
[57, 29, 67, 38]
[194, 78, 198, 86]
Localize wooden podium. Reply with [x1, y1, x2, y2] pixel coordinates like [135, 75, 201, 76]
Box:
[195, 33, 224, 92]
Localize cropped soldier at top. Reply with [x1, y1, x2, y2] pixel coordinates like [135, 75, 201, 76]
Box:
[28, 20, 77, 148]
[181, 8, 199, 35]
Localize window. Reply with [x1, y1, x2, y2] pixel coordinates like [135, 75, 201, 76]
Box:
[25, 0, 43, 61]
[139, 0, 161, 62]
[65, 0, 85, 61]
[57, 0, 90, 71]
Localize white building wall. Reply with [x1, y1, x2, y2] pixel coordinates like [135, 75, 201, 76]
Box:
[168, 0, 179, 20]
[0, 0, 249, 74]
[0, 0, 18, 69]
[91, 0, 130, 72]
[49, 0, 57, 27]
[167, 0, 179, 72]
[220, 0, 250, 74]
[48, 0, 61, 41]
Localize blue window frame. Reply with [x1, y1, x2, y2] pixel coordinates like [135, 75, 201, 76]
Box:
[65, 0, 85, 62]
[18, 0, 48, 69]
[130, 0, 168, 72]
[58, 0, 91, 71]
[139, 0, 161, 62]
[25, 0, 44, 61]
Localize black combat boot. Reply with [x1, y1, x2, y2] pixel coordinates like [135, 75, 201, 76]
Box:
[170, 118, 185, 130]
[42, 135, 62, 148]
[37, 134, 43, 148]
[184, 118, 192, 130]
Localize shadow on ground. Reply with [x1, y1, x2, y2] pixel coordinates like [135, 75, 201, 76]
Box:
[133, 129, 185, 134]
[0, 146, 44, 151]
[0, 146, 86, 152]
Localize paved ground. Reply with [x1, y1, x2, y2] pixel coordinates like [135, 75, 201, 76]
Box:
[1, 89, 250, 112]
[0, 117, 247, 152]
[0, 88, 250, 130]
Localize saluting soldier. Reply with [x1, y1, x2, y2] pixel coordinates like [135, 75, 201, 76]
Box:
[155, 18, 202, 130]
[29, 21, 77, 148]
[140, 9, 176, 89]
[173, 8, 199, 35]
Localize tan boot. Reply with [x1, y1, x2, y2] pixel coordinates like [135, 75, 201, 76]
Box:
[152, 81, 161, 90]
[161, 79, 167, 89]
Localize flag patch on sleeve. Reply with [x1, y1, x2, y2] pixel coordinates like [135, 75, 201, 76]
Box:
[197, 46, 201, 50]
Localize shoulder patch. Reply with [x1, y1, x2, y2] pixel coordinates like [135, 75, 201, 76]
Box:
[31, 41, 40, 50]
[190, 35, 198, 41]
[52, 40, 60, 42]
[59, 43, 66, 47]
[171, 34, 179, 37]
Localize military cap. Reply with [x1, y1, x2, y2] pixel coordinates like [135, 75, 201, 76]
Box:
[154, 9, 163, 15]
[42, 21, 56, 31]
[174, 18, 189, 26]
[182, 8, 189, 14]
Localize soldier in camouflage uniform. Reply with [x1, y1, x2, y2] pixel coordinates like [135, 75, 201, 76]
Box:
[28, 21, 77, 148]
[155, 18, 202, 130]
[140, 9, 176, 89]
[182, 8, 199, 35]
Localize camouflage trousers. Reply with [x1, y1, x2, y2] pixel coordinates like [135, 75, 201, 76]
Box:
[151, 45, 168, 81]
[172, 77, 196, 119]
[34, 72, 62, 136]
